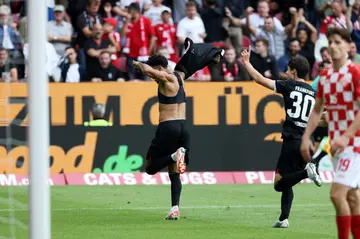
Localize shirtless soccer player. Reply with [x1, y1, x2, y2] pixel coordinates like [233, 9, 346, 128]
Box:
[241, 46, 322, 228]
[301, 28, 360, 239]
[133, 37, 223, 220]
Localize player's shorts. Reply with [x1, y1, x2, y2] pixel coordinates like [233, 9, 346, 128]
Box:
[275, 138, 306, 175]
[333, 149, 360, 188]
[146, 119, 190, 165]
[313, 126, 328, 143]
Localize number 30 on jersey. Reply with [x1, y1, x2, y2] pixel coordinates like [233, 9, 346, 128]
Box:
[287, 91, 315, 122]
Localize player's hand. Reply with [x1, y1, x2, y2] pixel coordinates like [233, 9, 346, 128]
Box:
[330, 135, 350, 156]
[300, 137, 315, 162]
[241, 45, 252, 63]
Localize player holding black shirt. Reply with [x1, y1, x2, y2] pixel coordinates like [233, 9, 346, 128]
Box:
[133, 37, 223, 220]
[241, 46, 322, 228]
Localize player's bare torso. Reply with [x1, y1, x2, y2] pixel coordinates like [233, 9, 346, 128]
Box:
[157, 71, 186, 123]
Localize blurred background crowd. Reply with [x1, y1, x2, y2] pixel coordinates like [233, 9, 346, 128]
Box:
[0, 0, 358, 83]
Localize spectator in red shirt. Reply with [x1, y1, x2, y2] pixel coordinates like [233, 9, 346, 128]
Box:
[102, 18, 122, 68]
[319, 1, 353, 37]
[121, 2, 156, 81]
[154, 10, 178, 62]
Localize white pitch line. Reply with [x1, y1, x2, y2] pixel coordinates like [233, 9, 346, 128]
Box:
[0, 203, 332, 212]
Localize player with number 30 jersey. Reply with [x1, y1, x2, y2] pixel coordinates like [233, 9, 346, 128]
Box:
[241, 46, 322, 229]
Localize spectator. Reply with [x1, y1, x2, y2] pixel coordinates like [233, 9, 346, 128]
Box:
[0, 5, 23, 76]
[23, 41, 60, 81]
[88, 51, 125, 82]
[75, 0, 103, 65]
[121, 2, 155, 80]
[116, 0, 151, 13]
[349, 41, 360, 63]
[350, 0, 360, 52]
[319, 0, 353, 37]
[225, 0, 283, 42]
[248, 16, 286, 60]
[210, 47, 251, 82]
[316, 0, 346, 19]
[200, 0, 228, 45]
[154, 10, 177, 62]
[277, 38, 308, 80]
[222, 0, 244, 57]
[157, 46, 176, 70]
[312, 60, 332, 91]
[58, 47, 86, 83]
[102, 18, 121, 67]
[144, 0, 172, 26]
[291, 10, 318, 69]
[311, 46, 332, 79]
[250, 38, 279, 80]
[84, 23, 117, 79]
[177, 1, 206, 46]
[0, 47, 17, 82]
[47, 5, 73, 56]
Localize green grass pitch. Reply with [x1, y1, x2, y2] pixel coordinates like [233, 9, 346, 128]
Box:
[0, 184, 337, 239]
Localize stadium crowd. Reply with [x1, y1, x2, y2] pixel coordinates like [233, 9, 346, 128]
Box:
[0, 0, 359, 83]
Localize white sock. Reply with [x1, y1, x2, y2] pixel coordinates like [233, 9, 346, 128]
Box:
[171, 152, 177, 162]
[171, 205, 179, 211]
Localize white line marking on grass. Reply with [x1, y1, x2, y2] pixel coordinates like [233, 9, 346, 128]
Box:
[0, 203, 332, 212]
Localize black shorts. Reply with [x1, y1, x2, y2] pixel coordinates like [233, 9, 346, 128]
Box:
[313, 126, 328, 142]
[146, 120, 190, 165]
[276, 138, 306, 175]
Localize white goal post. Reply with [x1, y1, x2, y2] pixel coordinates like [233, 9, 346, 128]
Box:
[28, 0, 51, 238]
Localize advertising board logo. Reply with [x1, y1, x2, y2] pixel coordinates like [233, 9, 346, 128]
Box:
[0, 82, 286, 126]
[93, 145, 144, 173]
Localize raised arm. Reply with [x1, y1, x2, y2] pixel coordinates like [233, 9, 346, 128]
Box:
[133, 61, 175, 82]
[241, 46, 275, 90]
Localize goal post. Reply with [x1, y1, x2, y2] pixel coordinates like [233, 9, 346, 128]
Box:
[27, 0, 51, 238]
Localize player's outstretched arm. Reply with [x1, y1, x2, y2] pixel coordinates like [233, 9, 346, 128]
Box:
[301, 97, 324, 161]
[133, 61, 174, 82]
[241, 46, 275, 90]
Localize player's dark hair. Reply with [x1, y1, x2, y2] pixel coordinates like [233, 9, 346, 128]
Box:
[128, 2, 140, 12]
[288, 56, 309, 79]
[326, 28, 352, 43]
[147, 54, 168, 68]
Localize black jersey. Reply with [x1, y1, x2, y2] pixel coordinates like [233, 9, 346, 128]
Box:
[275, 79, 316, 139]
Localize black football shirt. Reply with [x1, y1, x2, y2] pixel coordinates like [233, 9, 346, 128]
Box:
[275, 79, 316, 139]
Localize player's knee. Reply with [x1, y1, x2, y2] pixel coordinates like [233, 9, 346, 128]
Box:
[330, 190, 346, 205]
[347, 191, 360, 209]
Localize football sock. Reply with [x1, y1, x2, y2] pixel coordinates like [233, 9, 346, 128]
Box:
[337, 215, 351, 239]
[146, 155, 174, 175]
[279, 187, 294, 221]
[352, 215, 360, 239]
[169, 173, 182, 207]
[274, 170, 307, 192]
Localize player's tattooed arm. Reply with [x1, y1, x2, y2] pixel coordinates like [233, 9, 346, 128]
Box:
[133, 61, 175, 82]
[241, 46, 275, 90]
